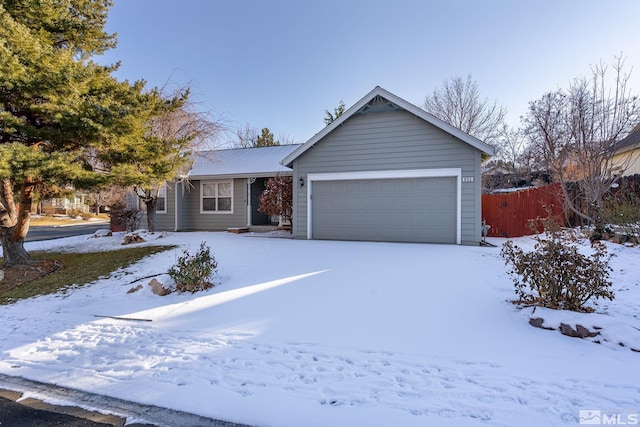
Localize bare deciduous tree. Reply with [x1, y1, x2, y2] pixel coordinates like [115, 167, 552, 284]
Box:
[129, 99, 225, 232]
[523, 55, 640, 236]
[85, 185, 127, 214]
[498, 125, 528, 172]
[232, 122, 259, 148]
[423, 75, 507, 144]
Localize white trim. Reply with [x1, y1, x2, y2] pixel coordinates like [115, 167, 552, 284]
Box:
[306, 168, 462, 244]
[200, 180, 234, 215]
[174, 181, 179, 232]
[156, 184, 167, 214]
[246, 179, 251, 226]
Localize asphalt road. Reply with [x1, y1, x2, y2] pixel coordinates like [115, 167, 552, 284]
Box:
[25, 222, 110, 242]
[0, 395, 118, 426]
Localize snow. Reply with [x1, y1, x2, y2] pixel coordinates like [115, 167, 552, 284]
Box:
[1, 231, 639, 426]
[188, 145, 301, 179]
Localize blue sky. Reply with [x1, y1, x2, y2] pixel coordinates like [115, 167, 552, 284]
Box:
[99, 1, 640, 145]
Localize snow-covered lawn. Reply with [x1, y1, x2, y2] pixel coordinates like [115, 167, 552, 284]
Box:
[0, 231, 639, 426]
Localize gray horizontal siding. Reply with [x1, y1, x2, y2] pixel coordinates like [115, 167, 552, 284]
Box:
[176, 178, 248, 231]
[156, 183, 176, 231]
[293, 109, 483, 244]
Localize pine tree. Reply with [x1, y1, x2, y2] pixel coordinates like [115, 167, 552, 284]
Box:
[324, 100, 345, 125]
[255, 128, 280, 147]
[0, 1, 184, 265]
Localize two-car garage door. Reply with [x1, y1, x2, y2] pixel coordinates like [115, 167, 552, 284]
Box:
[310, 176, 458, 244]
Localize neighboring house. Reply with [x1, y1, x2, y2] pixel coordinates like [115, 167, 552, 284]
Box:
[282, 86, 494, 245]
[155, 144, 300, 231]
[40, 191, 90, 215]
[611, 124, 640, 176]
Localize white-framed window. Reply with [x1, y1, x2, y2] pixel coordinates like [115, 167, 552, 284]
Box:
[156, 184, 167, 214]
[201, 180, 233, 214]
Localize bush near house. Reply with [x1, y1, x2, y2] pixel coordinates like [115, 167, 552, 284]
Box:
[500, 218, 614, 312]
[258, 176, 293, 227]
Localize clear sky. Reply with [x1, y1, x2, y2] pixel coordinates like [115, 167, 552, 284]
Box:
[98, 0, 640, 146]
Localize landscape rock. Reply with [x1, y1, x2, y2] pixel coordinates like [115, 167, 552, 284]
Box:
[122, 234, 145, 245]
[575, 324, 600, 338]
[529, 317, 555, 330]
[529, 317, 543, 328]
[92, 229, 112, 238]
[149, 278, 171, 296]
[560, 323, 600, 338]
[127, 284, 143, 294]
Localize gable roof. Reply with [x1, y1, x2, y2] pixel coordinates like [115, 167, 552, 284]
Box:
[612, 123, 640, 154]
[282, 86, 495, 167]
[188, 144, 300, 179]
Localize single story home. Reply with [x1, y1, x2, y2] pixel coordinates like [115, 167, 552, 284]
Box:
[152, 144, 300, 231]
[611, 124, 640, 177]
[155, 86, 494, 245]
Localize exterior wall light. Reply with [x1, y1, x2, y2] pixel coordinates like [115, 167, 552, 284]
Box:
[299, 177, 304, 187]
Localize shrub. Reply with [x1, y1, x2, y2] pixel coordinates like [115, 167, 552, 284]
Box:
[110, 208, 142, 232]
[601, 182, 640, 244]
[168, 242, 217, 293]
[500, 218, 614, 312]
[258, 176, 293, 227]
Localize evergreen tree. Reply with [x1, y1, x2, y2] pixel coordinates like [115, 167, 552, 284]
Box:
[255, 128, 280, 147]
[324, 100, 346, 125]
[0, 1, 185, 265]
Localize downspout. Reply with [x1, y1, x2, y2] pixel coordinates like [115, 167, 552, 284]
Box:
[174, 181, 180, 232]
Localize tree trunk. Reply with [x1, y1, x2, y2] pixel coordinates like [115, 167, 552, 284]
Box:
[0, 227, 30, 267]
[0, 179, 34, 267]
[145, 198, 157, 233]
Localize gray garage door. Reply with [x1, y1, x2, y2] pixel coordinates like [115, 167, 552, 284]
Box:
[311, 177, 457, 243]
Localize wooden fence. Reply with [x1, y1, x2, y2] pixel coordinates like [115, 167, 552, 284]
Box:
[482, 183, 565, 238]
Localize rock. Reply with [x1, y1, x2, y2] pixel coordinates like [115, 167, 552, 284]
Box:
[127, 284, 143, 294]
[0, 270, 4, 282]
[575, 324, 600, 338]
[149, 278, 171, 296]
[122, 234, 146, 245]
[92, 229, 112, 238]
[560, 323, 599, 338]
[529, 317, 544, 328]
[529, 317, 554, 331]
[560, 323, 579, 337]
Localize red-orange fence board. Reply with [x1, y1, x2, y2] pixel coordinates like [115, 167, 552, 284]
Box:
[482, 183, 565, 238]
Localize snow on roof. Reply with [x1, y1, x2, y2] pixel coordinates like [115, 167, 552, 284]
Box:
[188, 144, 301, 179]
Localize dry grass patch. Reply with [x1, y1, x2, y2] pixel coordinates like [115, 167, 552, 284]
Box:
[0, 245, 175, 304]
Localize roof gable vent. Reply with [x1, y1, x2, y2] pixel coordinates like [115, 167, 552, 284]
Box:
[355, 95, 401, 115]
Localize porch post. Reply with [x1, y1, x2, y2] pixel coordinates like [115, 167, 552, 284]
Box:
[246, 178, 252, 227]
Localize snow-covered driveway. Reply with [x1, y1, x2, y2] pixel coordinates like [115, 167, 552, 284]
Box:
[1, 232, 639, 426]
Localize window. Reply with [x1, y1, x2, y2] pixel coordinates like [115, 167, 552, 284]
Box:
[156, 184, 167, 214]
[201, 180, 233, 214]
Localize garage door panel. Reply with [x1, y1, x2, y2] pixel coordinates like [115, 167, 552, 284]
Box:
[311, 176, 457, 243]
